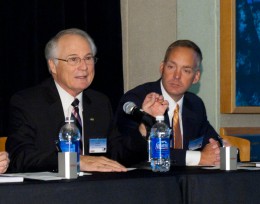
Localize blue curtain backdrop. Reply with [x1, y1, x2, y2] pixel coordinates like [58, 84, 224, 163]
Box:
[0, 0, 124, 135]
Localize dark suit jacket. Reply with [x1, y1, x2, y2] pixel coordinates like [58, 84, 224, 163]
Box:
[6, 78, 116, 172]
[114, 79, 219, 166]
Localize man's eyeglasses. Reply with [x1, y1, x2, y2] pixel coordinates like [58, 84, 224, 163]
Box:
[54, 56, 98, 66]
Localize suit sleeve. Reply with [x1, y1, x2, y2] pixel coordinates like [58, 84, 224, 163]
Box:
[6, 94, 58, 172]
[110, 90, 149, 167]
[199, 101, 220, 147]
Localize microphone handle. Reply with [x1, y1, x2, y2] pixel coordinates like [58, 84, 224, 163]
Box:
[131, 107, 145, 122]
[131, 107, 155, 126]
[141, 113, 156, 128]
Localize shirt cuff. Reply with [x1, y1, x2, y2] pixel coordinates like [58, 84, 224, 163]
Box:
[186, 150, 201, 166]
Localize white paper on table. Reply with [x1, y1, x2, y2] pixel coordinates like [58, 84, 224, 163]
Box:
[4, 172, 64, 181]
[127, 168, 137, 171]
[0, 174, 24, 183]
[237, 162, 260, 170]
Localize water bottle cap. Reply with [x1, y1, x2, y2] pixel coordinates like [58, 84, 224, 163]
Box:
[155, 115, 164, 121]
[65, 116, 74, 123]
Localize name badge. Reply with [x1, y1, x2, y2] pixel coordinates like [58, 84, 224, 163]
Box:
[188, 137, 203, 150]
[89, 138, 107, 153]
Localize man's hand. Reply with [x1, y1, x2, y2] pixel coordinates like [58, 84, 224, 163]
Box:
[0, 152, 9, 173]
[80, 155, 127, 172]
[142, 92, 169, 117]
[138, 92, 169, 137]
[199, 138, 220, 166]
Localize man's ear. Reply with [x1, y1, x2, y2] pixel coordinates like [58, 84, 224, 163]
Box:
[159, 62, 164, 75]
[192, 70, 201, 84]
[48, 59, 57, 74]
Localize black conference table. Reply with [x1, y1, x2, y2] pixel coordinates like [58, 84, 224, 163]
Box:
[0, 164, 260, 204]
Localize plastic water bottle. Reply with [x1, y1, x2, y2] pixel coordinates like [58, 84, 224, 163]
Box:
[150, 115, 171, 172]
[59, 117, 81, 173]
[147, 136, 151, 162]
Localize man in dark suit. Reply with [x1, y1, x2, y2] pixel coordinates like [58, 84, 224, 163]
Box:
[115, 40, 221, 167]
[6, 28, 126, 172]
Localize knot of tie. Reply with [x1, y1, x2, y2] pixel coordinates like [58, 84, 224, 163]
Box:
[71, 98, 79, 108]
[71, 98, 82, 127]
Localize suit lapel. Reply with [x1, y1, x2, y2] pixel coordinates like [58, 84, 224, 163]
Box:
[81, 91, 93, 154]
[43, 78, 65, 140]
[182, 95, 198, 149]
[48, 100, 65, 138]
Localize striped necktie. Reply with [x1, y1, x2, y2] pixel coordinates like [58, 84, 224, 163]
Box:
[71, 98, 82, 134]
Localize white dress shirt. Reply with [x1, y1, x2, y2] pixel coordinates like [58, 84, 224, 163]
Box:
[55, 82, 83, 120]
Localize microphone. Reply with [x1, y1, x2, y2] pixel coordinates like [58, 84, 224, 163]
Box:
[123, 101, 156, 128]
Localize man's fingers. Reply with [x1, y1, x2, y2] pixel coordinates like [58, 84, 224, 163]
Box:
[80, 156, 127, 172]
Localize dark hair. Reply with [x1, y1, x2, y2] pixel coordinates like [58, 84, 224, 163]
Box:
[163, 40, 203, 68]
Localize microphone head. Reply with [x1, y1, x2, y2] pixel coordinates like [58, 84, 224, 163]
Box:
[123, 102, 136, 114]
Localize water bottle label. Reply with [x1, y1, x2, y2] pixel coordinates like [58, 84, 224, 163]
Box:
[151, 137, 170, 158]
[60, 141, 77, 152]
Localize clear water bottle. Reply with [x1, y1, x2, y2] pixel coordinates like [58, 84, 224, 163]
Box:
[147, 136, 151, 162]
[150, 115, 171, 172]
[59, 117, 81, 173]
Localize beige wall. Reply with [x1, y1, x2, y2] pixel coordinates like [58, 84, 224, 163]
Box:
[121, 0, 177, 90]
[176, 0, 219, 129]
[121, 0, 260, 131]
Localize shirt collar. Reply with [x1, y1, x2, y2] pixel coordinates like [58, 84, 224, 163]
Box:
[55, 81, 83, 117]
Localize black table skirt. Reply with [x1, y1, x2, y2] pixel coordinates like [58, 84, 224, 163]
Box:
[1, 166, 260, 204]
